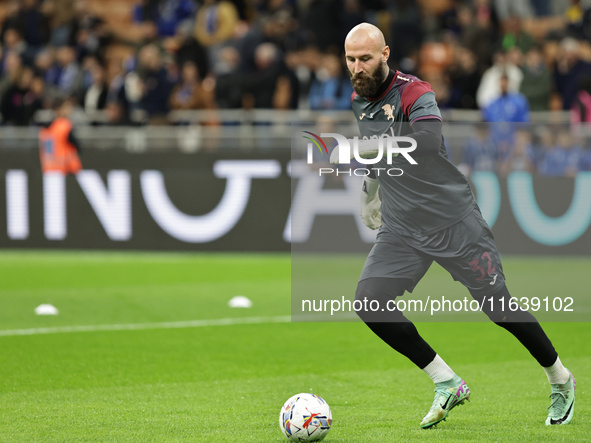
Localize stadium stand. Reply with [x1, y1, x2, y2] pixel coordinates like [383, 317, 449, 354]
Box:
[1, 0, 591, 175]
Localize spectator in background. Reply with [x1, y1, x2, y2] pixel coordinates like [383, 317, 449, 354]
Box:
[1, 66, 42, 126]
[388, 0, 422, 65]
[571, 78, 591, 123]
[45, 0, 76, 47]
[483, 73, 530, 158]
[242, 42, 291, 109]
[575, 5, 591, 41]
[501, 16, 533, 54]
[302, 0, 342, 51]
[579, 145, 591, 171]
[531, 0, 551, 16]
[438, 0, 463, 36]
[71, 0, 109, 52]
[1, 0, 50, 55]
[83, 62, 108, 113]
[45, 0, 108, 57]
[476, 50, 523, 109]
[236, 11, 298, 74]
[494, 0, 533, 20]
[538, 129, 583, 177]
[133, 0, 196, 38]
[0, 1, 21, 42]
[33, 49, 58, 108]
[0, 51, 24, 99]
[214, 46, 242, 108]
[533, 125, 554, 166]
[499, 129, 536, 175]
[308, 53, 352, 110]
[520, 46, 552, 111]
[136, 44, 175, 123]
[474, 0, 496, 23]
[53, 46, 81, 95]
[263, 10, 299, 56]
[460, 123, 498, 175]
[76, 55, 99, 100]
[2, 28, 27, 62]
[167, 20, 209, 79]
[194, 0, 239, 48]
[565, 0, 586, 38]
[457, 3, 497, 72]
[554, 37, 591, 110]
[446, 47, 480, 109]
[74, 16, 110, 62]
[483, 74, 530, 123]
[340, 0, 365, 44]
[283, 45, 318, 108]
[169, 61, 212, 110]
[106, 58, 130, 117]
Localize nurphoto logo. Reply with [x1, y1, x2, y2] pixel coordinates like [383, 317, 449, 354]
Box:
[303, 131, 417, 176]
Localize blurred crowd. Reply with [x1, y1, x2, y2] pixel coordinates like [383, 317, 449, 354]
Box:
[458, 123, 591, 177]
[2, 0, 591, 175]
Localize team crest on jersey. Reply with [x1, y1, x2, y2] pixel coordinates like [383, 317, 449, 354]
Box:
[382, 104, 395, 120]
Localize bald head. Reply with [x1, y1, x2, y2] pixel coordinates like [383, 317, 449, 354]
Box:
[344, 23, 390, 97]
[345, 23, 386, 52]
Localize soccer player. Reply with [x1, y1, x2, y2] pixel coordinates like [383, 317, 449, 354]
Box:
[332, 23, 575, 428]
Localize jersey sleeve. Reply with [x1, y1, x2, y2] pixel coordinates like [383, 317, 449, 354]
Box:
[400, 82, 442, 123]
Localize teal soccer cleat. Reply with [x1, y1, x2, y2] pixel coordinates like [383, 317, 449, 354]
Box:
[546, 372, 575, 425]
[420, 376, 470, 429]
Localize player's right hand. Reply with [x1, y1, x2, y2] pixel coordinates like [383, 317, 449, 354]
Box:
[360, 176, 382, 230]
[361, 194, 382, 230]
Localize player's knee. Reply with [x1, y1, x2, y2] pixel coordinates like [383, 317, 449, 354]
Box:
[472, 285, 534, 324]
[354, 280, 375, 321]
[354, 277, 408, 322]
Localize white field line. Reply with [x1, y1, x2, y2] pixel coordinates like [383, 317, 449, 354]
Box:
[0, 315, 292, 337]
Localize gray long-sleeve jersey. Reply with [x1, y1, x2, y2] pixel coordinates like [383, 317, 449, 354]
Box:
[351, 70, 475, 236]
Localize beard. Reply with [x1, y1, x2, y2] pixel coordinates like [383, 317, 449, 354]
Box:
[349, 62, 388, 98]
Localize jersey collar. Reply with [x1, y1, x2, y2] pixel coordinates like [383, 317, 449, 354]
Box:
[366, 69, 397, 102]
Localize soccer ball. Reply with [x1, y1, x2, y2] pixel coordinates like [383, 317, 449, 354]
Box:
[279, 393, 332, 441]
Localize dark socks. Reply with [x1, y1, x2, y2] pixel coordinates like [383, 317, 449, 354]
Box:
[355, 278, 436, 368]
[472, 285, 558, 367]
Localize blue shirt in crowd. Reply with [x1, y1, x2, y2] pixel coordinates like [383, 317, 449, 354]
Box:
[308, 77, 353, 110]
[538, 145, 584, 176]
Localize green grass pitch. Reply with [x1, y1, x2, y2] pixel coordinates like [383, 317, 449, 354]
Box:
[0, 251, 589, 441]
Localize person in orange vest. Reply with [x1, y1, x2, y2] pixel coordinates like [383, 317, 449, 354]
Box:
[39, 97, 82, 174]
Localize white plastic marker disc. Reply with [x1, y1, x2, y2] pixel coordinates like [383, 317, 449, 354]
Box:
[35, 304, 59, 315]
[228, 296, 252, 308]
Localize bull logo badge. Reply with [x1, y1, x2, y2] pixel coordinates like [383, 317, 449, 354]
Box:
[382, 104, 395, 121]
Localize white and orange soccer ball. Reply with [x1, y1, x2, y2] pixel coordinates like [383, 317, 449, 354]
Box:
[279, 393, 332, 441]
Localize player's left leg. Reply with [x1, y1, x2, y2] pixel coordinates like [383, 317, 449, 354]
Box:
[435, 207, 575, 425]
[471, 285, 576, 425]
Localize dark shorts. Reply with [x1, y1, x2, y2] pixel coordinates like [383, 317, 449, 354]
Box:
[359, 207, 505, 296]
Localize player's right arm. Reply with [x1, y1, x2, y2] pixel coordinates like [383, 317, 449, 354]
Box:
[401, 83, 443, 157]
